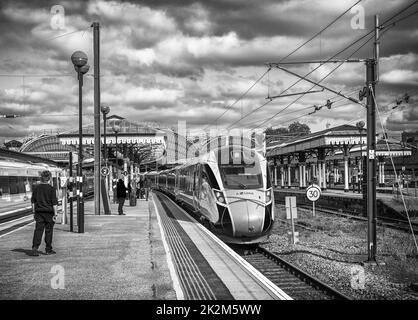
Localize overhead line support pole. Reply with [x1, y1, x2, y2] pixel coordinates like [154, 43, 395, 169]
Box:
[93, 22, 101, 215]
[364, 14, 380, 264]
[78, 69, 84, 233]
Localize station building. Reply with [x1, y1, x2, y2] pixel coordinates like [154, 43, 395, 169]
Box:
[266, 124, 414, 191]
[14, 119, 415, 192]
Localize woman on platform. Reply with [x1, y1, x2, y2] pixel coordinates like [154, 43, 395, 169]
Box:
[116, 179, 127, 215]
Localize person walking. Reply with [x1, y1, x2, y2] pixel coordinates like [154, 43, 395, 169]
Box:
[116, 178, 127, 215]
[31, 170, 58, 256]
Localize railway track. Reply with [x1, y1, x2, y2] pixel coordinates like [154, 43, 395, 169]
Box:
[0, 193, 94, 226]
[276, 201, 418, 234]
[302, 204, 418, 234]
[236, 246, 351, 300]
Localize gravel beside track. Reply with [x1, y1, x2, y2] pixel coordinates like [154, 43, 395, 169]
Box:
[260, 204, 418, 300]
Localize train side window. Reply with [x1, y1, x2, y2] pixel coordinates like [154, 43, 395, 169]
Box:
[18, 176, 25, 194]
[180, 170, 185, 190]
[185, 169, 189, 192]
[266, 164, 272, 188]
[203, 164, 220, 189]
[0, 176, 9, 196]
[9, 176, 18, 194]
[191, 167, 195, 192]
[193, 169, 197, 192]
[187, 167, 193, 192]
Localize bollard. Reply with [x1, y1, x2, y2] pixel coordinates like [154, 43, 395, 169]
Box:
[61, 188, 67, 225]
[129, 190, 137, 206]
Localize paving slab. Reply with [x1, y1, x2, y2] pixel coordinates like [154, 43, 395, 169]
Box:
[0, 197, 176, 300]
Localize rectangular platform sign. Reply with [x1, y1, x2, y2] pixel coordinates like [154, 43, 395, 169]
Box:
[285, 196, 297, 219]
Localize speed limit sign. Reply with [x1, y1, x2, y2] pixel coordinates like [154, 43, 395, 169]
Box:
[306, 184, 321, 217]
[101, 166, 110, 177]
[306, 184, 321, 201]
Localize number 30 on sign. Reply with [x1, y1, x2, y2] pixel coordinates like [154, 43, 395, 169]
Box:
[306, 184, 321, 202]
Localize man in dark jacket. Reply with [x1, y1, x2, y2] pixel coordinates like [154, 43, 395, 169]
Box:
[31, 170, 58, 256]
[116, 178, 127, 215]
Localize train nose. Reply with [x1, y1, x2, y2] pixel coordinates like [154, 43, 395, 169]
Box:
[228, 201, 264, 237]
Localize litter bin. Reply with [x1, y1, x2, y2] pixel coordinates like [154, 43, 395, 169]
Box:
[129, 190, 137, 206]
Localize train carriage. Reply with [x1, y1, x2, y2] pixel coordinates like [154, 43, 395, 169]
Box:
[0, 158, 64, 204]
[151, 144, 275, 244]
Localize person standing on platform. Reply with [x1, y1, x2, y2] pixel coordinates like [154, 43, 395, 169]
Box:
[31, 170, 58, 256]
[138, 178, 144, 199]
[116, 178, 127, 215]
[144, 177, 149, 201]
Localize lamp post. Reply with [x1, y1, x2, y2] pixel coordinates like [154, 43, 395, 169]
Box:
[113, 124, 121, 172]
[101, 106, 110, 166]
[112, 124, 120, 204]
[356, 121, 365, 194]
[71, 51, 89, 234]
[101, 105, 110, 212]
[402, 141, 406, 188]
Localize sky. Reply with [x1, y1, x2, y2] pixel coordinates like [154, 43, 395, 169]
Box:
[0, 0, 417, 142]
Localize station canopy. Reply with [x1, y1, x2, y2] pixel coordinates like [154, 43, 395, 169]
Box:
[267, 124, 411, 159]
[19, 115, 168, 166]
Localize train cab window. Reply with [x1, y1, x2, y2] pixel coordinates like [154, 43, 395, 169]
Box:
[220, 164, 263, 189]
[216, 145, 263, 189]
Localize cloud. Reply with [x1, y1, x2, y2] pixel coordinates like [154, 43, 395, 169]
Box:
[0, 0, 418, 140]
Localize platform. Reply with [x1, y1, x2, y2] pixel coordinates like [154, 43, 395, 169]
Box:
[0, 198, 176, 299]
[0, 192, 290, 300]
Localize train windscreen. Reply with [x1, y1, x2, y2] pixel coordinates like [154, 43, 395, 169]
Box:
[219, 163, 262, 189]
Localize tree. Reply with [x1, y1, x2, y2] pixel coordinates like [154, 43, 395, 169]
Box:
[288, 121, 311, 135]
[265, 126, 288, 136]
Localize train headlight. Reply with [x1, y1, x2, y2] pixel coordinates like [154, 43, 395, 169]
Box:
[265, 189, 272, 203]
[214, 190, 226, 204]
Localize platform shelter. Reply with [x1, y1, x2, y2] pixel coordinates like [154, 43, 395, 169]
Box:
[267, 124, 412, 191]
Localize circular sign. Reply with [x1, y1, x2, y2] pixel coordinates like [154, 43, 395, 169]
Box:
[123, 170, 128, 176]
[306, 184, 321, 202]
[101, 166, 110, 177]
[60, 176, 67, 188]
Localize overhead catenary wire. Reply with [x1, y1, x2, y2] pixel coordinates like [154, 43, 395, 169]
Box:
[0, 26, 92, 79]
[239, 90, 360, 129]
[203, 68, 271, 130]
[204, 0, 364, 129]
[276, 0, 363, 63]
[226, 30, 376, 130]
[247, 34, 374, 130]
[380, 0, 418, 28]
[226, 0, 418, 130]
[44, 26, 91, 41]
[240, 88, 360, 128]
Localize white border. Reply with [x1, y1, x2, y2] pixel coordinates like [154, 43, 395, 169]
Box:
[0, 220, 34, 239]
[152, 194, 185, 300]
[0, 206, 32, 217]
[162, 193, 292, 300]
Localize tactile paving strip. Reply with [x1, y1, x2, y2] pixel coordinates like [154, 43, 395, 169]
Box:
[154, 193, 233, 300]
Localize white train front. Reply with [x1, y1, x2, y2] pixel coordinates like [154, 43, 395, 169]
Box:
[147, 144, 275, 244]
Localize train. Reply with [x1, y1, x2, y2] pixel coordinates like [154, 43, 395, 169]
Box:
[146, 143, 275, 244]
[0, 156, 94, 207]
